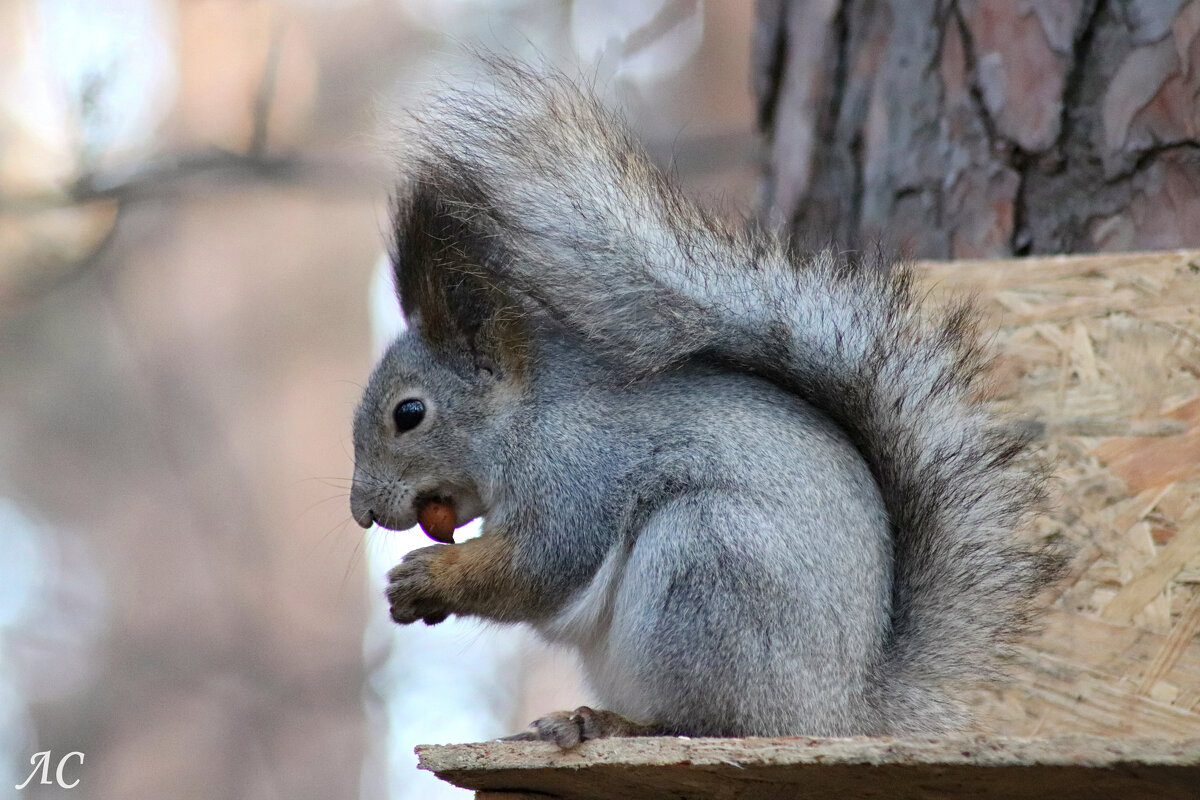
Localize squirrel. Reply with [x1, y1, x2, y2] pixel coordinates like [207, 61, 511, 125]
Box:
[349, 62, 1061, 746]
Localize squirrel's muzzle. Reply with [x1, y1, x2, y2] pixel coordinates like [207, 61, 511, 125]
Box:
[349, 480, 380, 529]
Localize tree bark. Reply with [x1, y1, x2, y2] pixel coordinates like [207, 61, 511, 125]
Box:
[755, 0, 1200, 258]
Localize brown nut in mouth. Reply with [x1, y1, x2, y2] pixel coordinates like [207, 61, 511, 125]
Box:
[415, 498, 458, 543]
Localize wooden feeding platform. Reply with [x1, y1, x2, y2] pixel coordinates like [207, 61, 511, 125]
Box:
[419, 251, 1200, 798]
[418, 735, 1199, 799]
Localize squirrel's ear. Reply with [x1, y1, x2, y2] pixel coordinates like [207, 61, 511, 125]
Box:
[389, 177, 530, 379]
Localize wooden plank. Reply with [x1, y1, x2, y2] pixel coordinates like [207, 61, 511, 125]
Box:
[1102, 517, 1200, 622]
[984, 611, 1200, 737]
[418, 736, 1200, 800]
[1140, 593, 1200, 696]
[916, 250, 1199, 292]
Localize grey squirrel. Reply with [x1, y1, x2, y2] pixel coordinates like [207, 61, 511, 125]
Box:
[349, 63, 1060, 745]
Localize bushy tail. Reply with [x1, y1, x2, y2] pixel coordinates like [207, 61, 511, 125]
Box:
[394, 61, 1061, 732]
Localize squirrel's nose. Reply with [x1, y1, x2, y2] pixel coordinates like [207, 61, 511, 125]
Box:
[353, 507, 376, 529]
[349, 487, 376, 529]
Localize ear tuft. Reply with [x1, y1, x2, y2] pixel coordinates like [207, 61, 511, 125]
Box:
[389, 170, 530, 379]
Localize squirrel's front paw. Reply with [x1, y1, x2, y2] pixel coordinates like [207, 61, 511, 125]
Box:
[386, 545, 452, 625]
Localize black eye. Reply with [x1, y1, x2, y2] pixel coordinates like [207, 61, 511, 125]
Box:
[392, 398, 426, 432]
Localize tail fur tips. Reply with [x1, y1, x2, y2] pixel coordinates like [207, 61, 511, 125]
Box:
[394, 62, 1062, 728]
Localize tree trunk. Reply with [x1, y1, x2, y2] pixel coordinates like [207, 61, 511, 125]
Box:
[754, 0, 1200, 258]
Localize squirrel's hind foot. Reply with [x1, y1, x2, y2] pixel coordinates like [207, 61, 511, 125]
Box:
[500, 706, 663, 749]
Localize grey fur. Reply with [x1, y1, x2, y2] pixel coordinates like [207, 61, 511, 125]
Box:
[350, 62, 1060, 739]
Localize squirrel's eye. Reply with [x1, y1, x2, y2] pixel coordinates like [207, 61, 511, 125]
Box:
[392, 398, 426, 432]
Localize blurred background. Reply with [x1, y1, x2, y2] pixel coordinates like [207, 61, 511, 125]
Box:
[0, 1, 757, 798]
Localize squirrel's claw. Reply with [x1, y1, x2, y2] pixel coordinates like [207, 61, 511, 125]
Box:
[504, 707, 661, 749]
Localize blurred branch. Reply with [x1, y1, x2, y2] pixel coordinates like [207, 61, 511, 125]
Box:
[0, 147, 387, 310]
[5, 127, 758, 215]
[2, 123, 755, 309]
[623, 0, 701, 61]
[0, 148, 386, 214]
[76, 148, 386, 202]
[249, 18, 285, 159]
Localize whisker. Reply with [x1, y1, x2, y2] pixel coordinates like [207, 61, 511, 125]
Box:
[339, 530, 368, 599]
[298, 491, 353, 520]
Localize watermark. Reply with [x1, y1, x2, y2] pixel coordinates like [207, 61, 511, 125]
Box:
[15, 751, 84, 790]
